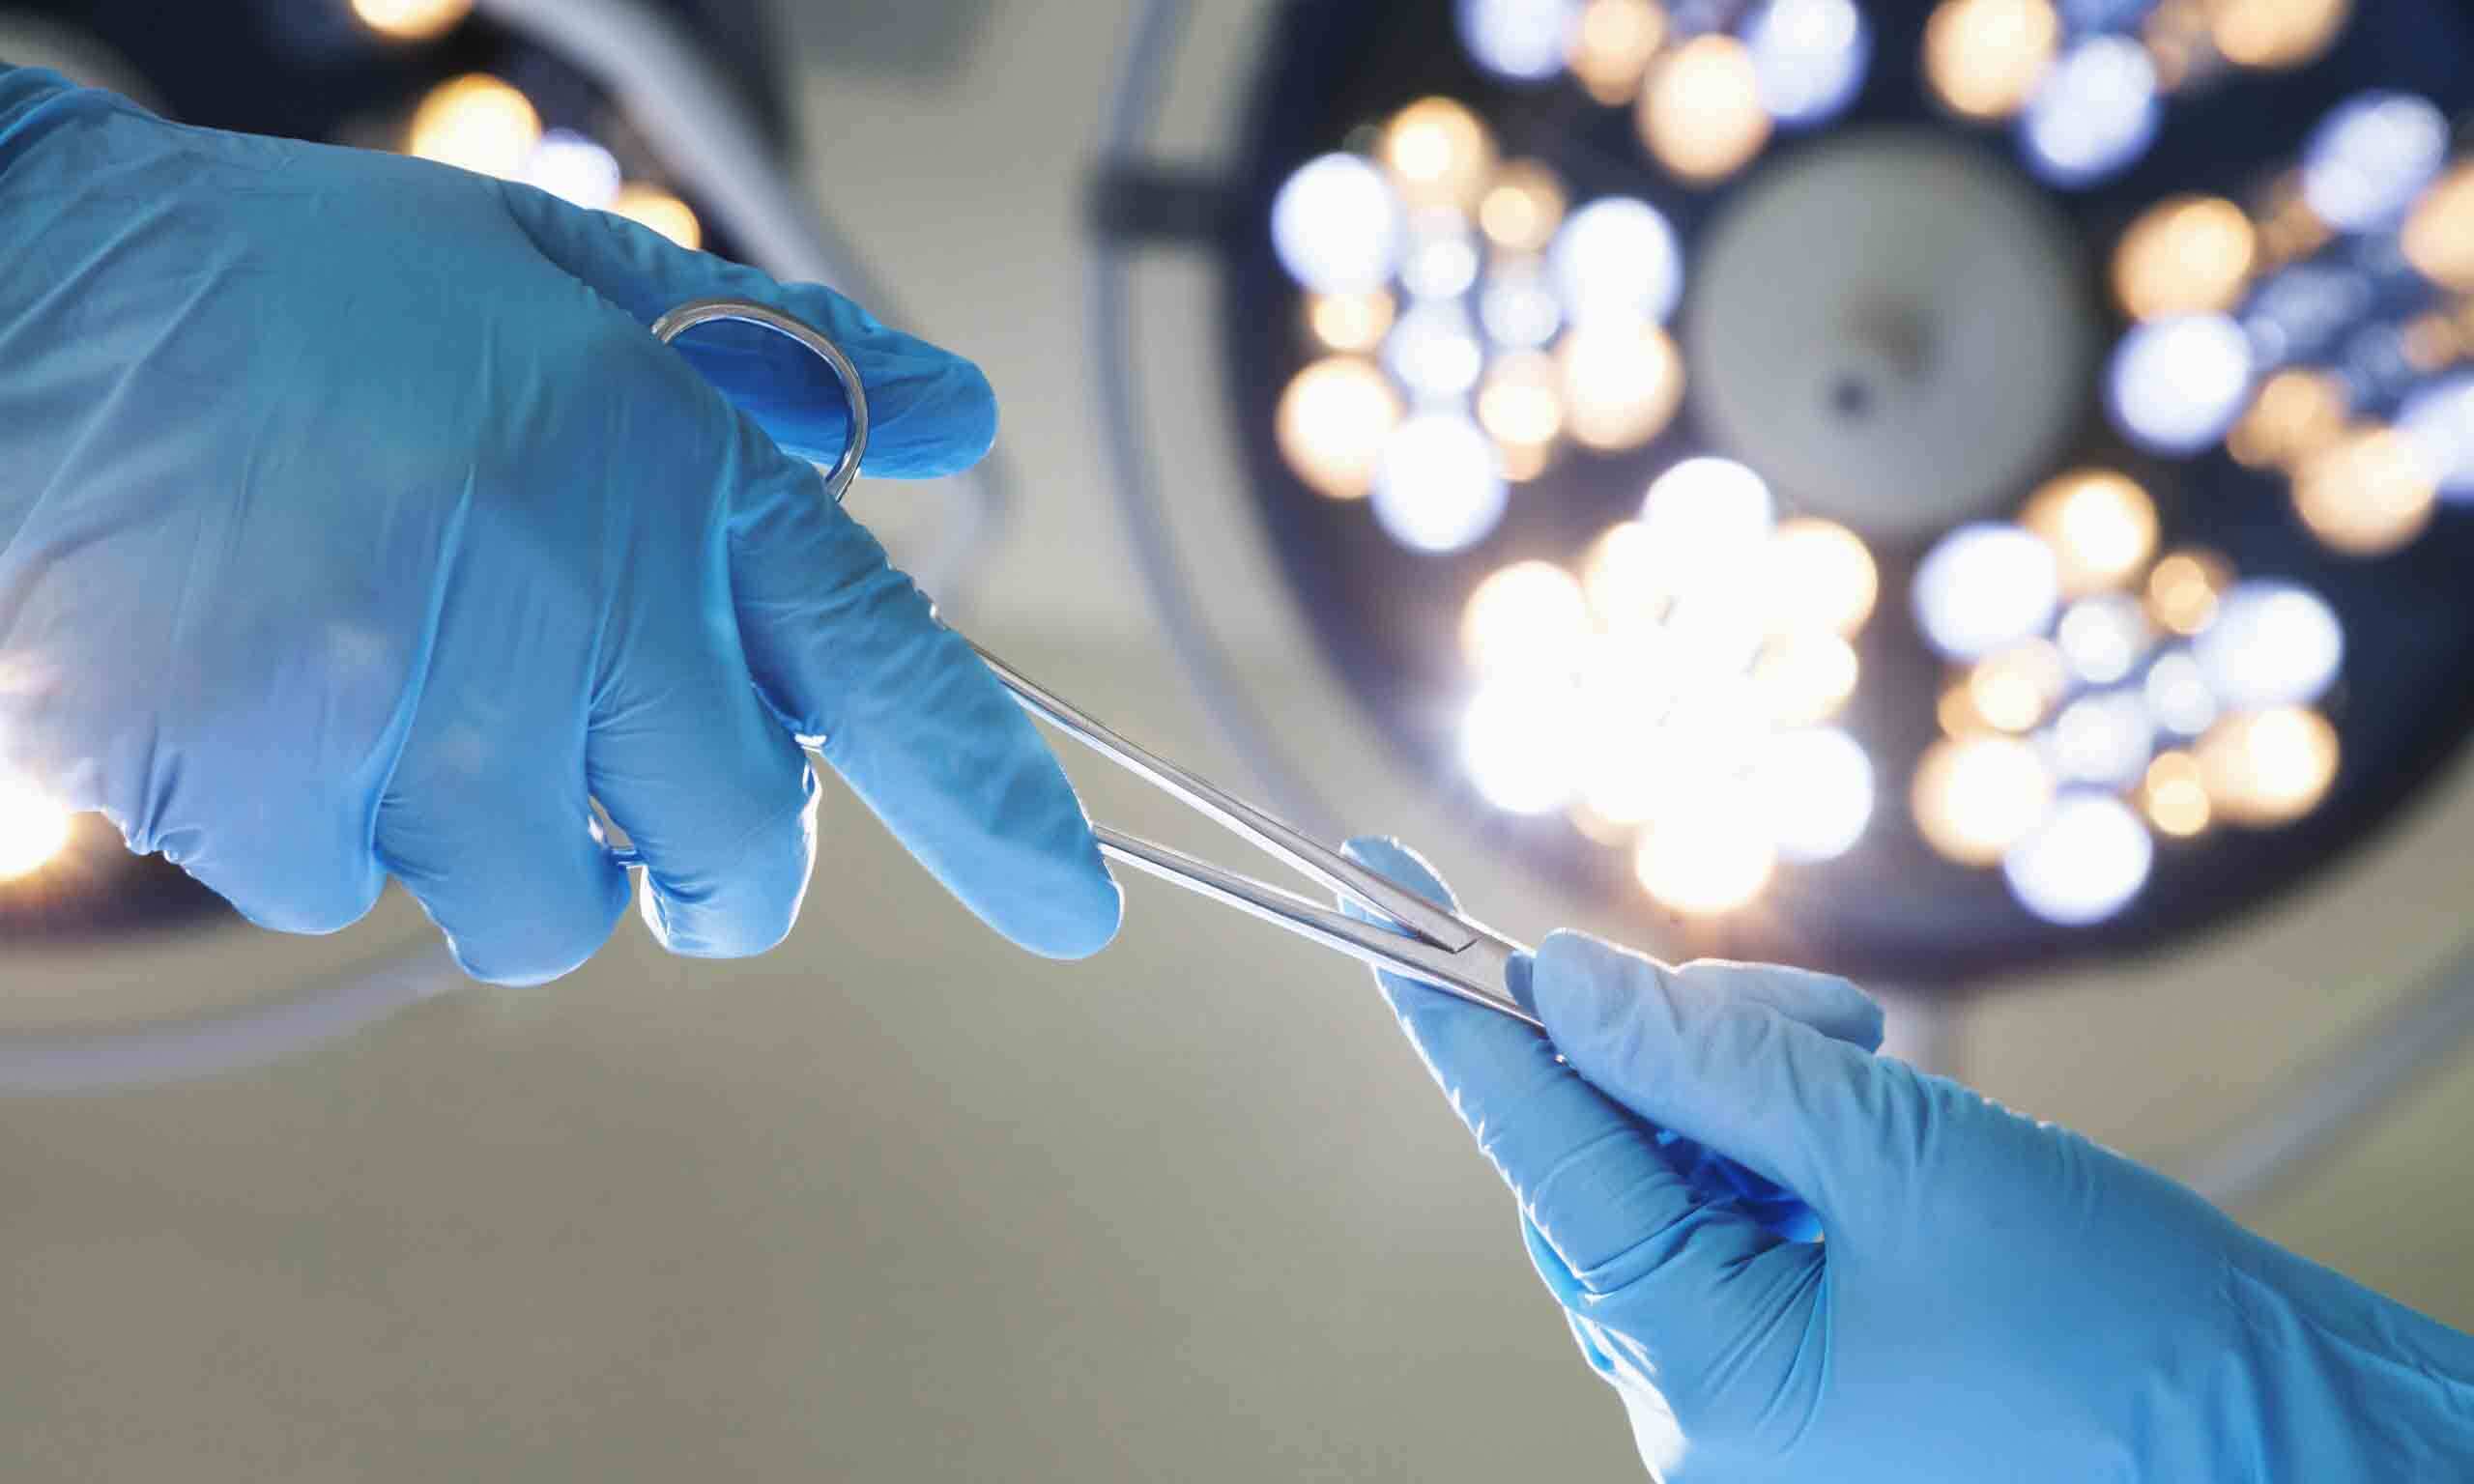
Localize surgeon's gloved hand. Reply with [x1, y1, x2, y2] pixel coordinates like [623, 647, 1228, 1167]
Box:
[1342, 837, 2474, 1482]
[0, 70, 1119, 983]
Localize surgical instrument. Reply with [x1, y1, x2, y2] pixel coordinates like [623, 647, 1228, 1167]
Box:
[650, 298, 1538, 1027]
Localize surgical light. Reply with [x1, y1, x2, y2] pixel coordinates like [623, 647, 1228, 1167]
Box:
[2003, 791, 2153, 926]
[1557, 323, 1685, 450]
[1372, 412, 1509, 553]
[1913, 733, 2056, 866]
[1382, 299, 1485, 400]
[2208, 0, 2351, 71]
[1913, 524, 2060, 660]
[1277, 357, 1400, 500]
[1380, 97, 1497, 212]
[0, 780, 71, 882]
[523, 129, 622, 211]
[351, 0, 472, 43]
[2290, 424, 2438, 556]
[2301, 91, 2449, 232]
[1456, 0, 1582, 81]
[1763, 519, 1878, 639]
[2402, 164, 2474, 293]
[1746, 0, 1872, 128]
[1638, 36, 1772, 185]
[2018, 37, 2158, 187]
[1478, 159, 1568, 254]
[2111, 196, 2258, 322]
[1639, 458, 1774, 585]
[2198, 706, 2342, 827]
[1568, 0, 1667, 106]
[1634, 796, 1778, 916]
[406, 73, 540, 181]
[610, 185, 701, 251]
[2141, 751, 2213, 838]
[1550, 198, 1683, 326]
[2020, 469, 2158, 596]
[1754, 727, 1875, 862]
[1922, 0, 2059, 121]
[2106, 314, 2254, 455]
[1462, 678, 1585, 813]
[1307, 290, 1395, 354]
[1463, 561, 1592, 677]
[1271, 154, 1402, 295]
[2195, 582, 2345, 710]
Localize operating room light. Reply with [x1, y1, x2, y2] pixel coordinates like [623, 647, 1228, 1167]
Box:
[1922, 0, 2060, 122]
[1550, 198, 1683, 327]
[1638, 36, 1772, 184]
[1913, 524, 2060, 660]
[1638, 458, 1773, 588]
[1634, 794, 1778, 916]
[1307, 290, 1395, 354]
[1380, 97, 1497, 212]
[2002, 791, 2153, 926]
[0, 780, 71, 882]
[1372, 412, 1509, 553]
[2300, 91, 2449, 232]
[2402, 164, 2474, 293]
[1913, 733, 2056, 867]
[1383, 299, 1485, 400]
[2195, 582, 2345, 710]
[2229, 369, 2348, 471]
[2020, 470, 2158, 597]
[610, 185, 702, 251]
[1478, 160, 1567, 254]
[1277, 357, 1401, 500]
[522, 129, 622, 211]
[1568, 0, 1667, 106]
[2198, 706, 2342, 827]
[2111, 196, 2258, 322]
[2207, 0, 2351, 71]
[2398, 374, 2474, 497]
[1557, 323, 1684, 450]
[1745, 0, 1872, 128]
[2107, 315, 2255, 455]
[1463, 562, 1591, 677]
[2017, 36, 2158, 187]
[406, 74, 541, 181]
[1455, 0, 1582, 83]
[1272, 154, 1402, 295]
[1462, 678, 1584, 813]
[2290, 424, 2439, 556]
[351, 0, 472, 43]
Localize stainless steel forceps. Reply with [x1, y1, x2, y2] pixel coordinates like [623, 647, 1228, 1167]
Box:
[649, 297, 1537, 1028]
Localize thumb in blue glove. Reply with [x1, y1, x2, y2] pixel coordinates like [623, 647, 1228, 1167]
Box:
[1341, 836, 2474, 1482]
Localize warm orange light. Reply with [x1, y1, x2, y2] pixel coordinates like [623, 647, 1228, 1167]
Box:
[2113, 195, 2258, 321]
[1912, 733, 2056, 866]
[407, 74, 541, 180]
[2402, 163, 2474, 294]
[1634, 806, 1775, 915]
[1307, 290, 1395, 354]
[1569, 0, 1669, 106]
[1276, 358, 1401, 500]
[2142, 751, 2213, 838]
[2020, 470, 2160, 596]
[1750, 633, 1859, 727]
[2291, 424, 2438, 556]
[1559, 324, 1685, 451]
[0, 779, 71, 881]
[2198, 707, 2339, 826]
[1968, 640, 2067, 733]
[1479, 159, 1568, 255]
[1462, 561, 1592, 678]
[1638, 35, 1770, 183]
[354, 0, 472, 42]
[2229, 369, 2349, 471]
[2207, 0, 2349, 71]
[1763, 519, 1878, 639]
[1380, 98, 1496, 212]
[2144, 549, 2234, 636]
[1923, 0, 2060, 121]
[611, 185, 703, 250]
[1477, 352, 1566, 457]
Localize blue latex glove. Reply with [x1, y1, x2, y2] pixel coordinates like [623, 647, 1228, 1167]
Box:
[1343, 837, 2474, 1481]
[0, 70, 1119, 982]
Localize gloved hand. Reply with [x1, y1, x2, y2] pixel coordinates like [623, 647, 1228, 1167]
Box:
[0, 69, 1119, 983]
[1342, 837, 2474, 1481]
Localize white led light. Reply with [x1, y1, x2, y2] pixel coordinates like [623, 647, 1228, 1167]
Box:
[1272, 154, 1403, 295]
[2144, 650, 2220, 736]
[1913, 524, 2061, 660]
[1462, 677, 1585, 813]
[0, 777, 72, 881]
[2004, 791, 2154, 926]
[1745, 0, 1870, 128]
[1399, 212, 1482, 300]
[1383, 299, 1486, 400]
[1753, 727, 1874, 862]
[2056, 592, 2151, 686]
[523, 128, 622, 209]
[1551, 198, 1684, 326]
[2019, 36, 2159, 187]
[1639, 457, 1775, 590]
[2195, 581, 2345, 709]
[2399, 373, 2474, 499]
[1480, 262, 1563, 349]
[2303, 91, 2449, 232]
[1373, 413, 1509, 553]
[2051, 691, 2155, 787]
[2107, 314, 2255, 455]
[1456, 0, 1582, 82]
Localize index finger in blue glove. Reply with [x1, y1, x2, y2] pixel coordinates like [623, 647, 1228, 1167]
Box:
[511, 194, 1118, 960]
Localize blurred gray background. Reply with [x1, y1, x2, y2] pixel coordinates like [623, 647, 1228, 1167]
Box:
[3, 2, 2472, 1478]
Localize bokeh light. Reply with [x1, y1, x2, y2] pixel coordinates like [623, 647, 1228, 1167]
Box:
[1463, 677, 1586, 813]
[2301, 91, 2449, 232]
[1277, 357, 1401, 499]
[2195, 581, 2345, 709]
[1477, 352, 1567, 464]
[1457, 0, 1584, 81]
[1750, 632, 1860, 726]
[1383, 299, 1486, 400]
[1746, 0, 1872, 128]
[1923, 0, 2060, 121]
[2107, 314, 2255, 455]
[2208, 0, 2350, 71]
[2019, 469, 2158, 596]
[1913, 524, 2061, 660]
[1559, 323, 1686, 450]
[2291, 424, 2438, 556]
[0, 780, 71, 881]
[1381, 97, 1498, 212]
[2142, 751, 2213, 838]
[1307, 289, 1395, 354]
[1373, 412, 1509, 552]
[1551, 197, 1684, 325]
[407, 74, 540, 181]
[2112, 195, 2258, 321]
[1639, 36, 1772, 184]
[1463, 561, 1592, 677]
[610, 185, 701, 250]
[2003, 792, 2153, 926]
[1272, 154, 1402, 295]
[1763, 519, 1878, 638]
[1635, 799, 1777, 915]
[523, 129, 622, 210]
[2402, 163, 2474, 293]
[2198, 706, 2341, 826]
[2229, 368, 2348, 471]
[1968, 640, 2066, 732]
[2056, 593, 2152, 686]
[353, 0, 472, 42]
[1568, 0, 1668, 106]
[2019, 37, 2159, 186]
[1913, 733, 2056, 866]
[1753, 727, 1876, 862]
[1479, 159, 1568, 254]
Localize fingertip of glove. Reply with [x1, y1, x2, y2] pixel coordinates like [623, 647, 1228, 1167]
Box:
[859, 347, 998, 481]
[1532, 929, 1671, 1061]
[1006, 842, 1125, 961]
